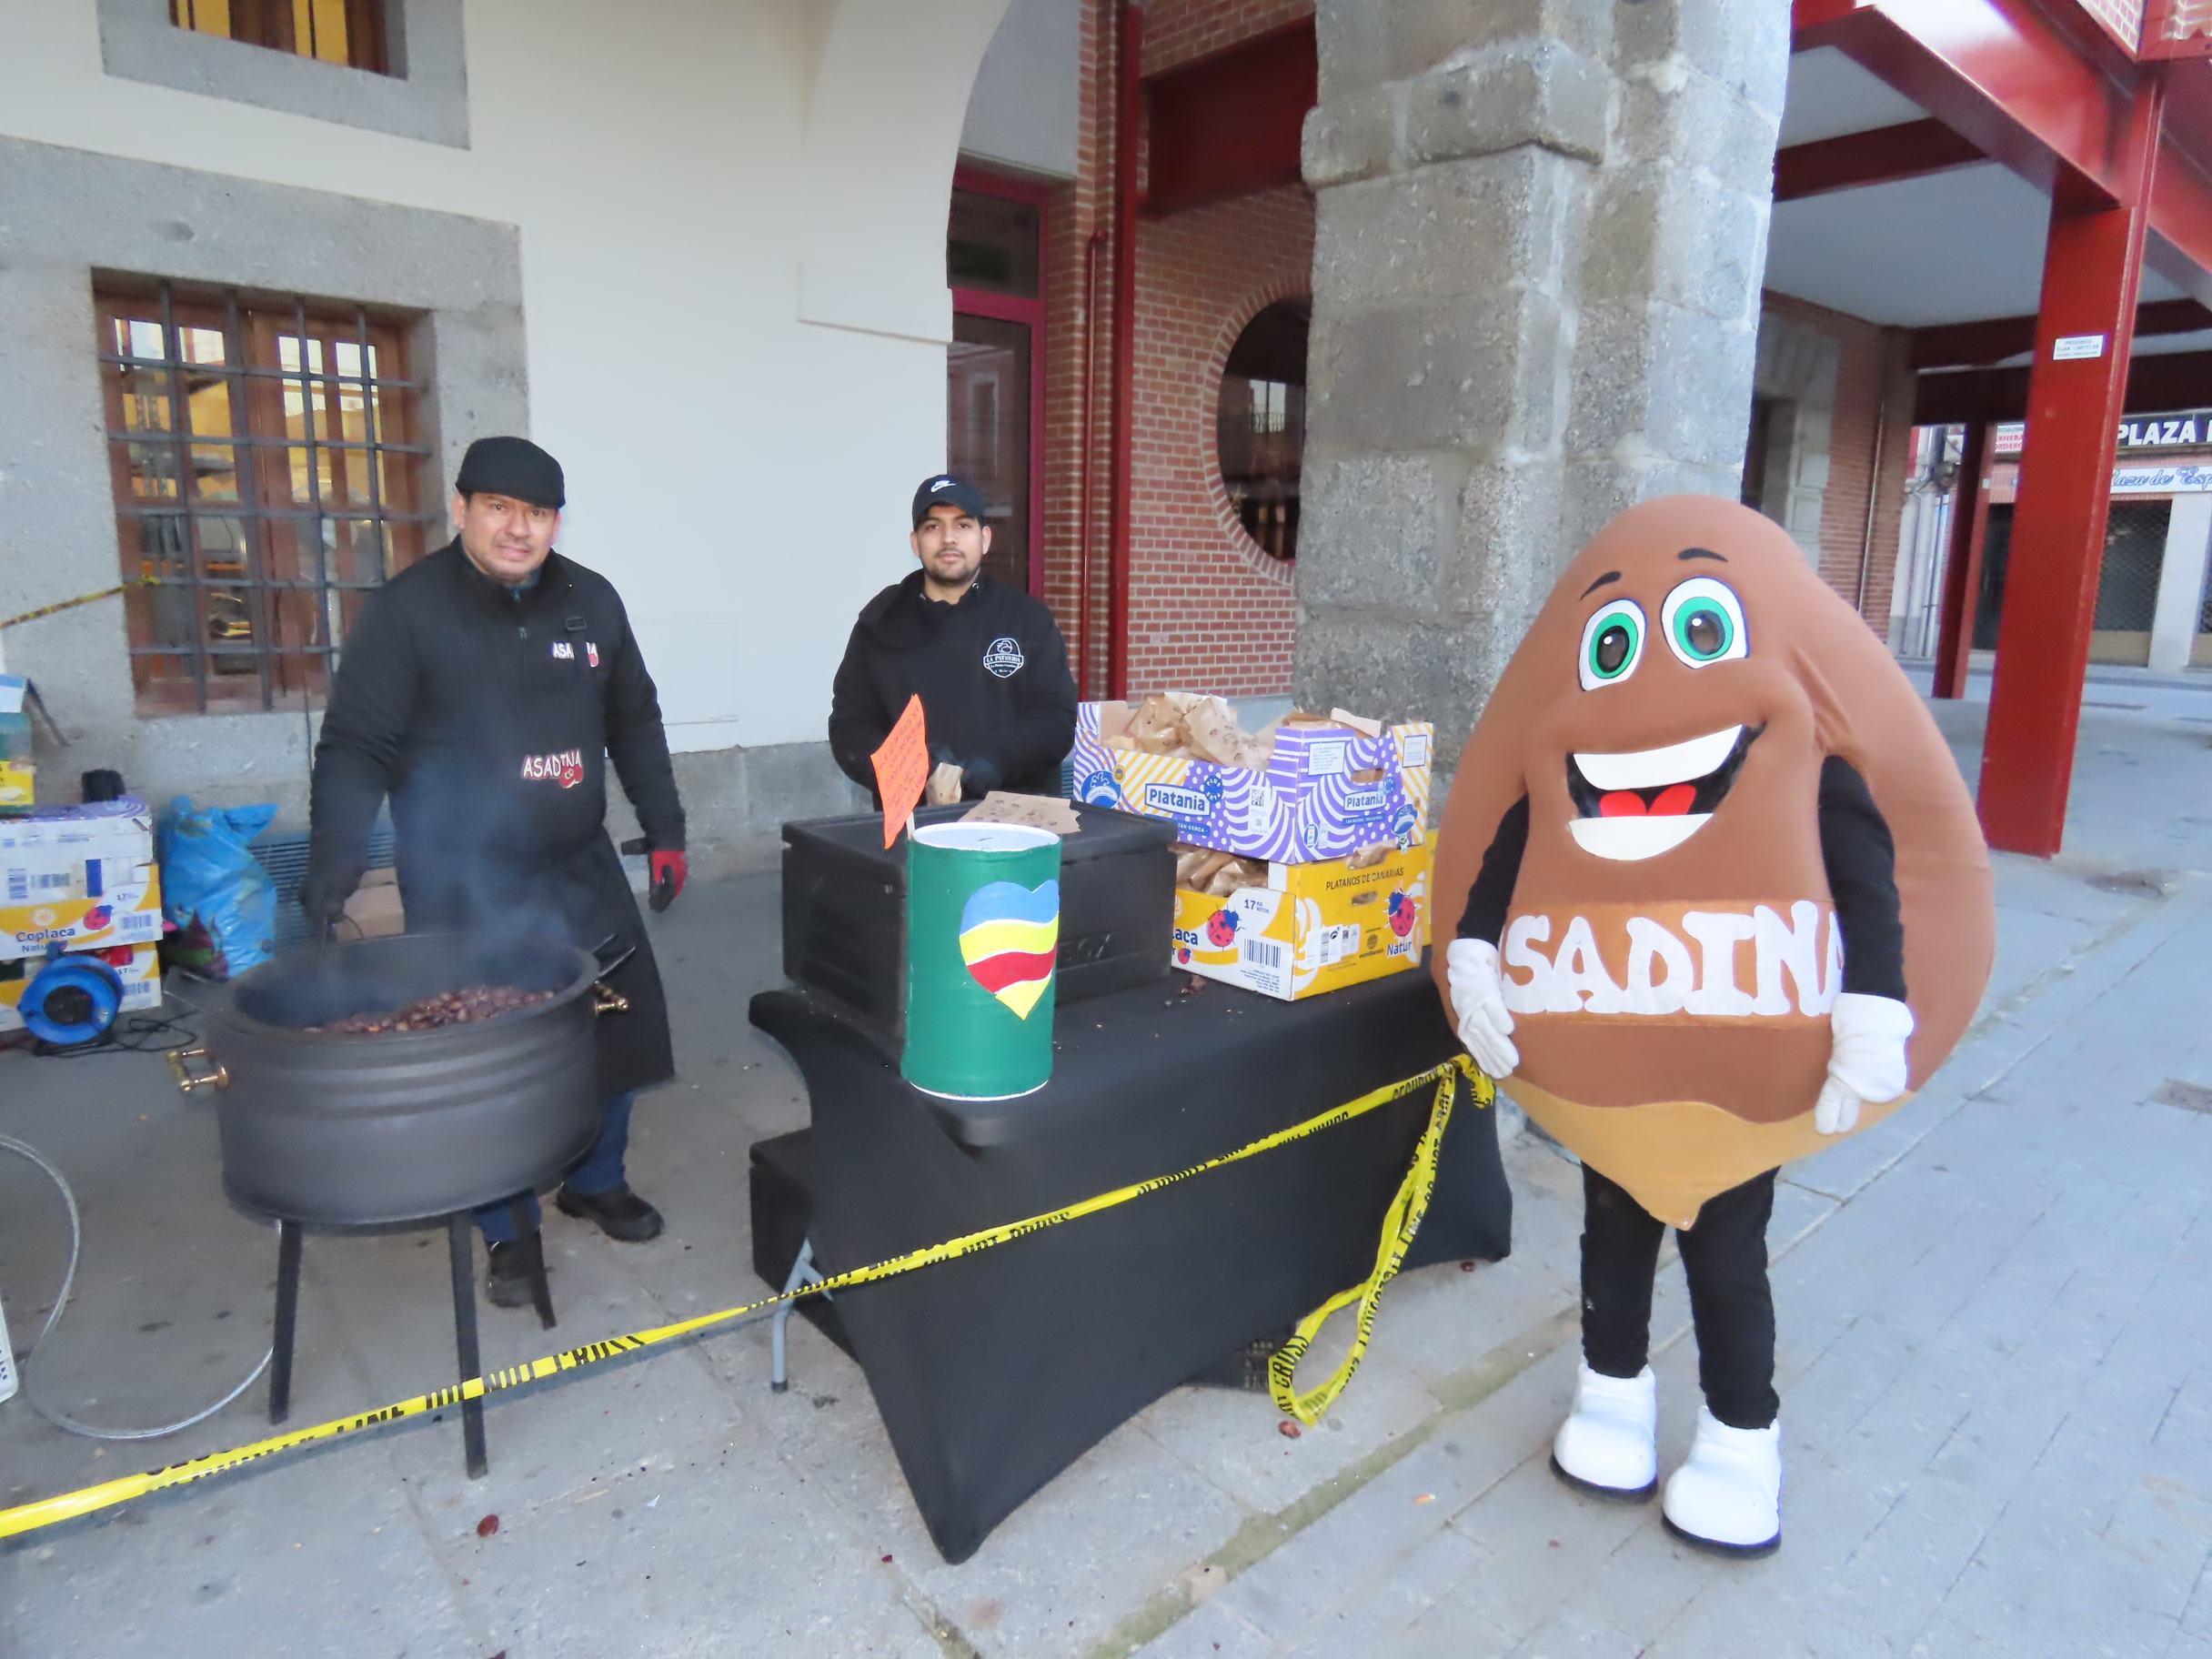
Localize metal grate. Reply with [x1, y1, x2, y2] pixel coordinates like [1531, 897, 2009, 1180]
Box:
[170, 0, 390, 75]
[95, 280, 438, 717]
[2094, 499, 2174, 636]
[251, 821, 395, 950]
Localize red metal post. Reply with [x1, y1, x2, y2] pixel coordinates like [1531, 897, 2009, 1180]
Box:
[1976, 79, 2167, 856]
[1075, 229, 1104, 698]
[1104, 1, 1141, 702]
[1931, 420, 1993, 699]
[1772, 118, 1984, 202]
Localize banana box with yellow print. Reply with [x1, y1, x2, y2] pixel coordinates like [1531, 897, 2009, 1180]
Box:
[1171, 843, 1433, 1001]
[0, 709, 32, 812]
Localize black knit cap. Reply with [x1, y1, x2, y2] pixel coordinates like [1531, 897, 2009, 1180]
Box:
[456, 436, 566, 509]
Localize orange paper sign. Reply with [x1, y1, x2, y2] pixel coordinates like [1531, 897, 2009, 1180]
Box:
[872, 694, 930, 849]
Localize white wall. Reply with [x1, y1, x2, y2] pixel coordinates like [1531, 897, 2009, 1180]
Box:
[0, 0, 1012, 755]
[960, 0, 1081, 181]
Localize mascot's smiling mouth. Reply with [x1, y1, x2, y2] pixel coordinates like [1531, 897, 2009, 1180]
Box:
[1564, 723, 1763, 861]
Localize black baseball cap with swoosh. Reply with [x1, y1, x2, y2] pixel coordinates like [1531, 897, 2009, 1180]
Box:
[911, 473, 989, 528]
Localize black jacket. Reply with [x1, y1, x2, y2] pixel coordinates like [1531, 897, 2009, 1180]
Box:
[307, 542, 686, 1096]
[828, 571, 1076, 800]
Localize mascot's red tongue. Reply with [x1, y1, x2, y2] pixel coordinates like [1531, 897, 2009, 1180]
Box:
[1601, 784, 1695, 819]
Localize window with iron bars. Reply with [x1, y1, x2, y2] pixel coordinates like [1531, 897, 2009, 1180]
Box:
[170, 0, 390, 75]
[95, 280, 438, 716]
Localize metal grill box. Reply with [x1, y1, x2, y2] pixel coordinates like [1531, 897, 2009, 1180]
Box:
[780, 802, 1175, 1048]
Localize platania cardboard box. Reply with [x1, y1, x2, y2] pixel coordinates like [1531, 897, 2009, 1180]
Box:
[1071, 701, 1433, 863]
[1170, 843, 1433, 1001]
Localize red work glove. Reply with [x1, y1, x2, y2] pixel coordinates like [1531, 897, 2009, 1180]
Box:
[648, 850, 688, 914]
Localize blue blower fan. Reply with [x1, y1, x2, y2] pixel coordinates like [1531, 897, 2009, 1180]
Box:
[18, 951, 126, 1049]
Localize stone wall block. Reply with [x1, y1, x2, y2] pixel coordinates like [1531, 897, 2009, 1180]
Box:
[1295, 452, 1463, 608]
[1303, 86, 1402, 190]
[1292, 611, 1496, 766]
[1404, 41, 1611, 169]
[1310, 291, 1563, 455]
[1560, 457, 1741, 556]
[1564, 302, 1769, 470]
[1656, 317, 1760, 470]
[1312, 150, 1578, 310]
[1362, 0, 1612, 85]
[1442, 458, 1568, 623]
[1611, 0, 1792, 107]
[1313, 0, 1398, 98]
[1614, 66, 1781, 198]
[1583, 168, 1769, 323]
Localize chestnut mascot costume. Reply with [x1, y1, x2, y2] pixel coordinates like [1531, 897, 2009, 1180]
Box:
[1435, 497, 1993, 1554]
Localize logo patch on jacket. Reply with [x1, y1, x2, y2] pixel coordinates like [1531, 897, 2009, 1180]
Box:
[551, 641, 575, 661]
[521, 749, 587, 789]
[982, 637, 1026, 679]
[586, 642, 600, 669]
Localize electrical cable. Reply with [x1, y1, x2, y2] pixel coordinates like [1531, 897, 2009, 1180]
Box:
[0, 1134, 275, 1441]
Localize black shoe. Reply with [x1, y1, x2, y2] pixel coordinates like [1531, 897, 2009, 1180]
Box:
[555, 1182, 664, 1242]
[485, 1240, 537, 1309]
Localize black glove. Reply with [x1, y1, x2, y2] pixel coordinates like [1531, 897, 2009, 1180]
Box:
[960, 756, 1004, 799]
[297, 870, 357, 935]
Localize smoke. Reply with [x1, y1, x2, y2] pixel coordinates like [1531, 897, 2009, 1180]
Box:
[375, 739, 631, 967]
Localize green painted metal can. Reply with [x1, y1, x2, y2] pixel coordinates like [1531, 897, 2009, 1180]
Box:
[901, 822, 1063, 1101]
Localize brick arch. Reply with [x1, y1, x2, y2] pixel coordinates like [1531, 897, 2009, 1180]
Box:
[1201, 277, 1312, 590]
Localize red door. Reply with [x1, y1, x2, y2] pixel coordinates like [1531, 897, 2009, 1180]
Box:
[949, 173, 1047, 596]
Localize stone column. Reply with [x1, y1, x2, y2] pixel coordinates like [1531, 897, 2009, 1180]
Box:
[2147, 492, 2212, 673]
[1293, 0, 1790, 762]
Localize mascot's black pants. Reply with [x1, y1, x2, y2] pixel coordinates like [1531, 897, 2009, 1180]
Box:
[1581, 1163, 1780, 1431]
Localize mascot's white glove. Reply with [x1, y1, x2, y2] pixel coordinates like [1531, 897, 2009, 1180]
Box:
[1446, 938, 1519, 1081]
[1815, 991, 1915, 1135]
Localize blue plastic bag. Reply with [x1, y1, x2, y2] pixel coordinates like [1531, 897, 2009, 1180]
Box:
[156, 798, 279, 980]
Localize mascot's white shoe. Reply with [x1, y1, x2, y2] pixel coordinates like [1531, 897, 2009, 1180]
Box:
[1550, 1363, 1658, 1500]
[1662, 1406, 1783, 1556]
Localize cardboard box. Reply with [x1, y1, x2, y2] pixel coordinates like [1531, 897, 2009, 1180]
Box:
[0, 942, 162, 1033]
[342, 868, 405, 940]
[1071, 701, 1433, 863]
[0, 710, 31, 812]
[0, 803, 163, 961]
[1170, 843, 1433, 1001]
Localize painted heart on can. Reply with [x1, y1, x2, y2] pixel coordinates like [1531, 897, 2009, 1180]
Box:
[956, 880, 1061, 1020]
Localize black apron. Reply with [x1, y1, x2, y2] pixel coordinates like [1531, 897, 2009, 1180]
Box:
[377, 554, 677, 1101]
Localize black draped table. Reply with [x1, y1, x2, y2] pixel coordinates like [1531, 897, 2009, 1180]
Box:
[747, 965, 1513, 1563]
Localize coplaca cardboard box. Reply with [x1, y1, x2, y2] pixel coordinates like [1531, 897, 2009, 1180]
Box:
[1170, 843, 1433, 1001]
[0, 803, 163, 961]
[1071, 702, 1433, 864]
[0, 942, 161, 1032]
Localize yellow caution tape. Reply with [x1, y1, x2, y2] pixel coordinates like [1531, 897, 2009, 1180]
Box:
[0, 578, 156, 633]
[0, 1054, 1488, 1542]
[1268, 1059, 1473, 1424]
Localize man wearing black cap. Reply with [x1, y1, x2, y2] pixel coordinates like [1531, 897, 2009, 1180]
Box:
[829, 473, 1077, 801]
[302, 437, 689, 1308]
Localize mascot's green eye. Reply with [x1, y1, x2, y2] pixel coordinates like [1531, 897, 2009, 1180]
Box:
[1578, 599, 1646, 691]
[1675, 603, 1732, 659]
[1661, 577, 1748, 669]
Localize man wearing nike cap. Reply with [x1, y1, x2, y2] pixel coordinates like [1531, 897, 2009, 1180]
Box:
[829, 472, 1076, 801]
